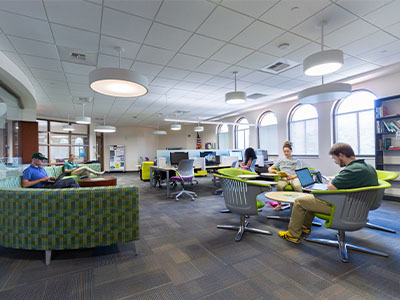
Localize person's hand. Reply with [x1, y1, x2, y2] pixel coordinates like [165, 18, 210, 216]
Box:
[41, 177, 50, 181]
[287, 175, 295, 180]
[270, 169, 277, 174]
[50, 177, 56, 181]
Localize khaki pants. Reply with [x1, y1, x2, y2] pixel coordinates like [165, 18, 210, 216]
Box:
[71, 166, 100, 177]
[288, 194, 332, 238]
[276, 178, 303, 192]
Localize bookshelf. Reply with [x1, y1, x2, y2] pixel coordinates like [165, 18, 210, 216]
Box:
[375, 94, 400, 201]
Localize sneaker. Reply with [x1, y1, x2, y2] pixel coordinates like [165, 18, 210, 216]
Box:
[278, 230, 300, 244]
[302, 226, 311, 235]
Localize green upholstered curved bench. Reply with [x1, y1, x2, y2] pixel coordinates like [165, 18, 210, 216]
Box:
[44, 163, 101, 181]
[0, 175, 139, 265]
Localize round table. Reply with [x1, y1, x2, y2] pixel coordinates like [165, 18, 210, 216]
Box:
[264, 191, 306, 204]
[78, 176, 117, 187]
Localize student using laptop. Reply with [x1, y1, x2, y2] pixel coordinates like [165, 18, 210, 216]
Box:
[239, 147, 257, 171]
[279, 143, 378, 244]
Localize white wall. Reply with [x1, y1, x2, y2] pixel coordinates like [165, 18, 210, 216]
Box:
[104, 126, 159, 171]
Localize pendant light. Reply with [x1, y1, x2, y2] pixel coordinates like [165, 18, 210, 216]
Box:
[89, 47, 148, 98]
[153, 113, 167, 135]
[63, 115, 75, 131]
[194, 122, 204, 132]
[94, 116, 116, 133]
[303, 21, 344, 76]
[298, 21, 351, 104]
[75, 103, 91, 124]
[225, 71, 246, 104]
[171, 123, 181, 131]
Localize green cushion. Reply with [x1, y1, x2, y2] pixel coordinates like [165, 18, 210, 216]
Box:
[284, 185, 294, 191]
[256, 198, 265, 209]
[376, 170, 399, 181]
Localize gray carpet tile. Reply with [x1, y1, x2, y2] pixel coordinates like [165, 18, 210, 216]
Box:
[0, 171, 400, 300]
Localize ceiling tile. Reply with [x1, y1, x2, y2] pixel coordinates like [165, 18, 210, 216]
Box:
[385, 21, 400, 39]
[193, 84, 219, 93]
[165, 88, 189, 98]
[291, 4, 357, 41]
[206, 76, 233, 88]
[131, 61, 164, 81]
[374, 52, 400, 66]
[0, 0, 46, 20]
[210, 43, 253, 64]
[0, 10, 53, 43]
[220, 0, 278, 18]
[173, 81, 200, 91]
[136, 45, 175, 65]
[196, 59, 230, 74]
[278, 78, 308, 89]
[335, 0, 392, 17]
[101, 7, 152, 43]
[338, 63, 380, 77]
[358, 40, 400, 63]
[323, 19, 378, 49]
[285, 42, 321, 63]
[20, 54, 62, 72]
[30, 68, 66, 82]
[99, 35, 141, 59]
[51, 23, 99, 52]
[144, 23, 192, 51]
[151, 77, 179, 88]
[62, 61, 96, 75]
[340, 31, 397, 56]
[239, 71, 273, 83]
[9, 36, 59, 59]
[231, 21, 284, 50]
[65, 73, 88, 84]
[261, 75, 292, 86]
[3, 51, 25, 67]
[0, 34, 15, 51]
[259, 0, 331, 30]
[196, 6, 253, 41]
[168, 53, 205, 70]
[363, 1, 400, 28]
[278, 65, 304, 79]
[219, 65, 253, 79]
[183, 72, 214, 83]
[156, 0, 215, 32]
[158, 67, 191, 80]
[180, 34, 225, 58]
[97, 53, 133, 69]
[236, 51, 277, 69]
[44, 0, 102, 32]
[259, 32, 310, 57]
[103, 0, 162, 20]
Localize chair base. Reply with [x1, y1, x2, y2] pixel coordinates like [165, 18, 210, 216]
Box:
[217, 215, 272, 242]
[365, 221, 396, 234]
[305, 230, 388, 263]
[171, 189, 197, 201]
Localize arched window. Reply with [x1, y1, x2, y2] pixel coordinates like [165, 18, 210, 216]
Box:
[235, 117, 249, 149]
[289, 104, 319, 155]
[217, 124, 229, 149]
[333, 90, 376, 155]
[258, 111, 278, 154]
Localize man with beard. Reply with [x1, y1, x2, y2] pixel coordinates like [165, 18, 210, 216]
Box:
[278, 143, 378, 244]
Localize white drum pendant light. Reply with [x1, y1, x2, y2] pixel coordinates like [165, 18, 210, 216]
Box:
[89, 47, 148, 97]
[225, 71, 246, 104]
[75, 103, 91, 124]
[94, 117, 116, 133]
[194, 125, 204, 132]
[298, 82, 352, 104]
[303, 21, 344, 76]
[171, 124, 181, 131]
[153, 130, 167, 135]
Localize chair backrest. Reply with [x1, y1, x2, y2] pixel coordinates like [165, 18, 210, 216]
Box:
[313, 185, 387, 231]
[193, 157, 206, 170]
[370, 179, 391, 210]
[221, 156, 238, 167]
[219, 176, 259, 216]
[218, 167, 256, 177]
[249, 159, 257, 173]
[376, 170, 399, 181]
[176, 159, 194, 178]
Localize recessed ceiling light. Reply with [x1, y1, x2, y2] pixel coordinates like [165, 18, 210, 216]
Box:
[278, 43, 290, 50]
[291, 6, 299, 11]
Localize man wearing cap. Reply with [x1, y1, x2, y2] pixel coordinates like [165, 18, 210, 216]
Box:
[22, 152, 79, 188]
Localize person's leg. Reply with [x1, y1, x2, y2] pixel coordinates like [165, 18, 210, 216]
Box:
[276, 179, 288, 191]
[288, 194, 332, 238]
[53, 178, 79, 188]
[80, 166, 104, 175]
[290, 178, 303, 192]
[71, 167, 90, 177]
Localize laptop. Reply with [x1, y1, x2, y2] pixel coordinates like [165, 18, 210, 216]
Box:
[295, 168, 329, 190]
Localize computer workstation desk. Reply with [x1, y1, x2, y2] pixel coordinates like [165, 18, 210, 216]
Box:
[150, 164, 231, 198]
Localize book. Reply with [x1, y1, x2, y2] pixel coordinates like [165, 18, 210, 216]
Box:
[277, 171, 289, 177]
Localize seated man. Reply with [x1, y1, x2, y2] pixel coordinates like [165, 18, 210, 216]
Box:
[22, 152, 79, 188]
[64, 154, 104, 177]
[279, 143, 378, 244]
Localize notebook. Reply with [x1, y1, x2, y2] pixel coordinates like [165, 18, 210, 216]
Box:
[295, 168, 328, 190]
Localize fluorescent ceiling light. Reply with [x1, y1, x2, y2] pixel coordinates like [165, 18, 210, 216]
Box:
[153, 130, 167, 135]
[225, 71, 246, 104]
[164, 118, 258, 127]
[75, 116, 91, 124]
[194, 125, 204, 132]
[89, 68, 148, 98]
[62, 124, 75, 131]
[303, 49, 344, 76]
[298, 82, 351, 104]
[94, 125, 116, 133]
[170, 124, 181, 131]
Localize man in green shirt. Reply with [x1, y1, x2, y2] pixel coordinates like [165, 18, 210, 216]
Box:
[279, 143, 378, 244]
[64, 154, 104, 177]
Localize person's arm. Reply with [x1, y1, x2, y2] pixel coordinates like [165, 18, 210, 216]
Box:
[328, 181, 337, 190]
[268, 165, 277, 173]
[21, 177, 50, 188]
[64, 162, 78, 173]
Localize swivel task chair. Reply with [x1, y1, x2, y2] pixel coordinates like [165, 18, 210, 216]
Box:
[170, 159, 197, 201]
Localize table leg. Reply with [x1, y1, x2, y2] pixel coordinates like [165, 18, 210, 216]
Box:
[166, 169, 170, 198]
[149, 167, 153, 189]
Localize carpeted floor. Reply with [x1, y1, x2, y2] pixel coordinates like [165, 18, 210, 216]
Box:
[0, 172, 399, 299]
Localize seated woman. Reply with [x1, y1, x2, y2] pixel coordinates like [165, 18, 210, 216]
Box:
[268, 141, 302, 210]
[239, 147, 257, 171]
[64, 154, 104, 177]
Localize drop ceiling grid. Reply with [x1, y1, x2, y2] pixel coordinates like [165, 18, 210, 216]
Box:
[0, 0, 399, 125]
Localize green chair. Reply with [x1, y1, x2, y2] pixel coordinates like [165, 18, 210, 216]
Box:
[365, 170, 399, 233]
[216, 175, 272, 241]
[304, 180, 390, 263]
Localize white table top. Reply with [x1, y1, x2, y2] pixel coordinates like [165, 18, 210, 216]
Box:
[260, 173, 279, 178]
[237, 174, 260, 178]
[264, 191, 307, 203]
[247, 180, 278, 185]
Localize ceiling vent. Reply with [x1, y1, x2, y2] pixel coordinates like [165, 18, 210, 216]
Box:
[57, 46, 97, 66]
[71, 52, 86, 61]
[74, 96, 93, 104]
[247, 93, 267, 100]
[261, 58, 299, 74]
[173, 110, 190, 115]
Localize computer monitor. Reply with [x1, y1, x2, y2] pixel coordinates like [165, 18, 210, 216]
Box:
[229, 150, 243, 162]
[200, 151, 217, 165]
[256, 150, 268, 161]
[170, 152, 189, 165]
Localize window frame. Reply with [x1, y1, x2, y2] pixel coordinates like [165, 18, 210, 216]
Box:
[217, 124, 229, 149]
[257, 110, 278, 155]
[234, 117, 250, 150]
[332, 89, 376, 157]
[288, 104, 319, 157]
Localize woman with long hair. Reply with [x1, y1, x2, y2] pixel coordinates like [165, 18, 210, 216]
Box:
[239, 147, 257, 171]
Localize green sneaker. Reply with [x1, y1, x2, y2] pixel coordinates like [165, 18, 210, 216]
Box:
[278, 230, 300, 244]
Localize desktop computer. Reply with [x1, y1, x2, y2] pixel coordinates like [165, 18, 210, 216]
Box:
[170, 152, 189, 166]
[200, 151, 217, 166]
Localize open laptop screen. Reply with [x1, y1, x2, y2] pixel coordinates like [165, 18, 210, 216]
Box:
[295, 168, 314, 187]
